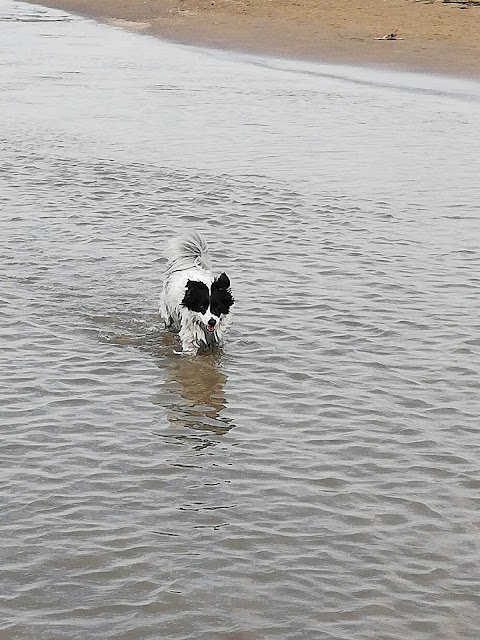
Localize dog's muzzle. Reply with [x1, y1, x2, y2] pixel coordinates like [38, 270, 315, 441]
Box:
[206, 318, 217, 333]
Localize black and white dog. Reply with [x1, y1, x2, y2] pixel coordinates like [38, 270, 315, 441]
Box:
[159, 233, 234, 354]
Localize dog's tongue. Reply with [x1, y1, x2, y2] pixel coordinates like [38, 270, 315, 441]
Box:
[207, 325, 215, 332]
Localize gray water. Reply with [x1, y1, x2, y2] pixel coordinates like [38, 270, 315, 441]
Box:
[1, 1, 480, 638]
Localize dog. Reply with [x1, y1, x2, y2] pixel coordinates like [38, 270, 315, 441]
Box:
[159, 233, 234, 354]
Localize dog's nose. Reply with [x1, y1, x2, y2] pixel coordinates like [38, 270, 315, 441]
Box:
[208, 318, 216, 327]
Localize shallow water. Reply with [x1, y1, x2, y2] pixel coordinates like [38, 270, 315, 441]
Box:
[1, 1, 480, 638]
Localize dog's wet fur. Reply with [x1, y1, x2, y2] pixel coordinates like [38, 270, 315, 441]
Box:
[159, 233, 234, 354]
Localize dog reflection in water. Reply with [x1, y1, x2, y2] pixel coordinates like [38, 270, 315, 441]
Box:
[156, 332, 232, 435]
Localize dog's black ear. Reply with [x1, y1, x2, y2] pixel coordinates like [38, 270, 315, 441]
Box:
[215, 272, 231, 290]
[182, 280, 209, 313]
[211, 273, 234, 315]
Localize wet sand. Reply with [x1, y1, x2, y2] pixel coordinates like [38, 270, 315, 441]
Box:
[22, 0, 480, 78]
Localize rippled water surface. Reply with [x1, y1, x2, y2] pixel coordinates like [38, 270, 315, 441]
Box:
[2, 1, 480, 638]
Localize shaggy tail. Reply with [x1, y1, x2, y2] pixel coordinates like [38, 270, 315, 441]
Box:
[165, 232, 212, 274]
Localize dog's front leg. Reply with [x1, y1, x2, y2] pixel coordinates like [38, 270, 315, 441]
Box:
[177, 342, 197, 356]
[178, 326, 198, 355]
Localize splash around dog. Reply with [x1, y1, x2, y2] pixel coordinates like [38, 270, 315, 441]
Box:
[159, 233, 234, 355]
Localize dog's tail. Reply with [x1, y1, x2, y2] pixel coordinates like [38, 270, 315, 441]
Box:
[165, 232, 212, 274]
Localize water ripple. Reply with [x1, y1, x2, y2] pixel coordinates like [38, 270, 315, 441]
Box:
[1, 2, 480, 638]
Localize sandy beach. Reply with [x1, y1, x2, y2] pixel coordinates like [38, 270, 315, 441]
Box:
[23, 0, 480, 77]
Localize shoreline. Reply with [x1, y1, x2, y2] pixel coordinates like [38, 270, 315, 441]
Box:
[23, 0, 480, 79]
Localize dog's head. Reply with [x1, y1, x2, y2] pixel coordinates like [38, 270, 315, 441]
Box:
[182, 273, 234, 336]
